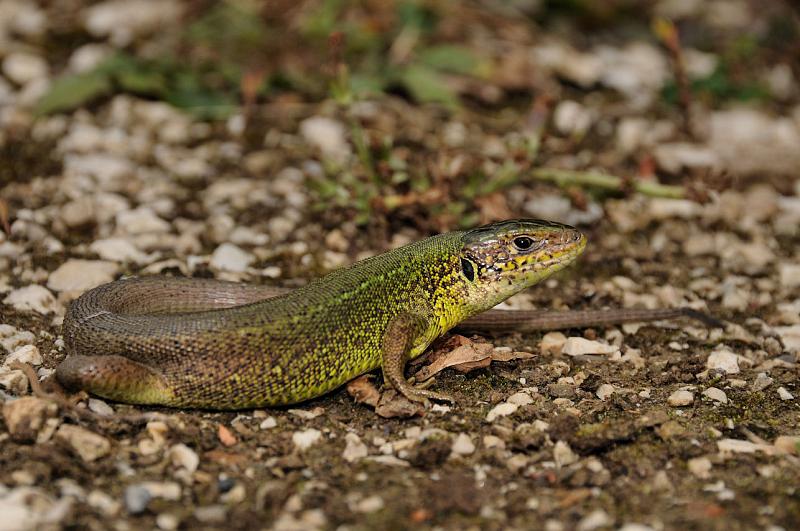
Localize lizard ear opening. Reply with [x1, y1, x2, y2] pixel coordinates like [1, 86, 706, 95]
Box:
[460, 257, 475, 282]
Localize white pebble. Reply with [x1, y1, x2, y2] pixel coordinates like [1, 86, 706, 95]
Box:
[355, 495, 384, 513]
[577, 509, 612, 531]
[116, 207, 170, 235]
[4, 344, 43, 367]
[2, 52, 48, 85]
[706, 348, 740, 374]
[506, 392, 533, 406]
[687, 456, 712, 479]
[702, 387, 728, 404]
[752, 372, 774, 392]
[451, 433, 476, 456]
[342, 433, 368, 463]
[562, 337, 619, 356]
[539, 331, 566, 355]
[775, 260, 800, 288]
[168, 443, 199, 473]
[3, 285, 59, 314]
[87, 398, 115, 417]
[89, 238, 151, 264]
[299, 116, 350, 164]
[596, 384, 615, 401]
[486, 402, 519, 422]
[667, 389, 694, 407]
[259, 417, 277, 430]
[292, 429, 322, 451]
[553, 440, 578, 466]
[209, 243, 254, 273]
[777, 387, 794, 401]
[47, 259, 119, 293]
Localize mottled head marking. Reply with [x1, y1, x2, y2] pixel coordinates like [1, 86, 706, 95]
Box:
[457, 218, 586, 313]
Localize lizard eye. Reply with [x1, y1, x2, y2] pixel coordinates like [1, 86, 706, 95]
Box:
[512, 236, 536, 251]
[460, 257, 475, 282]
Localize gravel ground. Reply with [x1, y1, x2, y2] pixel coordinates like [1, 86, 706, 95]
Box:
[1, 1, 799, 530]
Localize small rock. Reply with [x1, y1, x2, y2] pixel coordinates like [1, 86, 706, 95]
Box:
[87, 489, 121, 517]
[553, 440, 578, 467]
[751, 372, 774, 392]
[687, 456, 713, 479]
[709, 108, 800, 177]
[3, 396, 58, 442]
[547, 383, 576, 399]
[777, 387, 794, 401]
[553, 100, 593, 137]
[706, 348, 740, 374]
[717, 438, 767, 455]
[562, 337, 618, 356]
[506, 392, 533, 406]
[486, 402, 519, 422]
[667, 389, 694, 407]
[354, 495, 384, 513]
[85, 0, 184, 46]
[0, 367, 29, 394]
[451, 433, 476, 456]
[194, 505, 227, 523]
[654, 143, 720, 174]
[596, 384, 615, 401]
[539, 332, 567, 355]
[56, 425, 111, 462]
[483, 435, 505, 450]
[342, 433, 368, 463]
[619, 525, 655, 531]
[88, 398, 114, 417]
[577, 509, 612, 531]
[774, 436, 800, 455]
[292, 429, 322, 451]
[69, 44, 112, 73]
[89, 238, 151, 264]
[124, 485, 151, 514]
[774, 324, 800, 352]
[299, 117, 350, 164]
[209, 243, 254, 273]
[259, 416, 277, 430]
[778, 263, 800, 288]
[3, 285, 59, 314]
[116, 207, 170, 235]
[156, 513, 180, 530]
[4, 345, 43, 367]
[702, 387, 728, 404]
[47, 259, 119, 294]
[2, 52, 48, 85]
[168, 444, 199, 473]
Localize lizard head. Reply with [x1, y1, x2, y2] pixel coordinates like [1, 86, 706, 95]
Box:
[457, 219, 586, 312]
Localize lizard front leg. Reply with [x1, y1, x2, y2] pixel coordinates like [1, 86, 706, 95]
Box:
[381, 313, 454, 404]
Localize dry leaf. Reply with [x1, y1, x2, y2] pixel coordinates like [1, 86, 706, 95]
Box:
[491, 349, 534, 363]
[413, 335, 494, 381]
[346, 375, 380, 407]
[414, 335, 536, 381]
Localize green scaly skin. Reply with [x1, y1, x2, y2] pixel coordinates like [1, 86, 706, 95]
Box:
[56, 219, 586, 409]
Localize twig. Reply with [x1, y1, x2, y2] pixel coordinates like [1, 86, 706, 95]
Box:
[653, 17, 694, 136]
[527, 168, 687, 199]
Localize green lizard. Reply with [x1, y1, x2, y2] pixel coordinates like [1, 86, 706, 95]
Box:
[56, 219, 715, 409]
